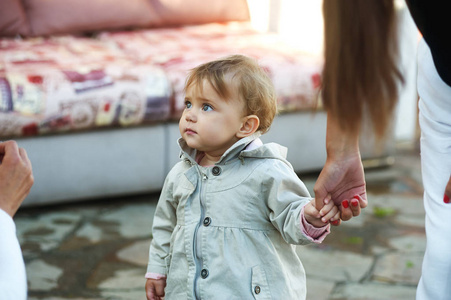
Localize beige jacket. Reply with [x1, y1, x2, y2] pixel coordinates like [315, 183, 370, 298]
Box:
[147, 133, 317, 299]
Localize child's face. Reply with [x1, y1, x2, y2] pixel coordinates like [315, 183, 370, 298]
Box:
[179, 79, 247, 158]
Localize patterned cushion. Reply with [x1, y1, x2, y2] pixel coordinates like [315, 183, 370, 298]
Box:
[0, 36, 171, 137]
[100, 22, 323, 119]
[0, 22, 322, 138]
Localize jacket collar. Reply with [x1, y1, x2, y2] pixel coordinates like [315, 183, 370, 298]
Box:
[178, 132, 262, 165]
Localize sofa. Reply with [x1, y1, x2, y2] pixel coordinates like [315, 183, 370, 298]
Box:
[0, 0, 394, 206]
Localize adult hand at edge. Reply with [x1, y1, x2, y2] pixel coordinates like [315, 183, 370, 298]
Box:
[444, 175, 451, 204]
[0, 141, 34, 217]
[314, 149, 367, 224]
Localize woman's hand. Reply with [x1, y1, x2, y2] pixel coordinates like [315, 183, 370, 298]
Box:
[0, 141, 34, 217]
[314, 150, 367, 224]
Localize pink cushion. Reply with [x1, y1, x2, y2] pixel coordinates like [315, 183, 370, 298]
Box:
[151, 0, 249, 26]
[0, 0, 30, 36]
[24, 0, 160, 36]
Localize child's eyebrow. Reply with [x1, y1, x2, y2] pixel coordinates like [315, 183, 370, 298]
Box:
[196, 96, 215, 103]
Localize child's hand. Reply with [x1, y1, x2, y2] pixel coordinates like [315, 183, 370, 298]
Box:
[146, 278, 166, 300]
[304, 198, 340, 228]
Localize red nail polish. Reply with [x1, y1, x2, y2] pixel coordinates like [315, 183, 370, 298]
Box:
[445, 194, 450, 204]
[353, 195, 360, 200]
[351, 199, 359, 207]
[332, 220, 339, 225]
[342, 200, 349, 208]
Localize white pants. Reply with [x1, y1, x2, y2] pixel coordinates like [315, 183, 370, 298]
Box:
[416, 39, 451, 300]
[0, 209, 27, 299]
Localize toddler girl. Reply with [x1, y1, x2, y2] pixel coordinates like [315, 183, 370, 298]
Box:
[145, 55, 339, 299]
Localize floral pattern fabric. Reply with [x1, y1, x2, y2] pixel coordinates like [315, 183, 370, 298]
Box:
[0, 22, 322, 138]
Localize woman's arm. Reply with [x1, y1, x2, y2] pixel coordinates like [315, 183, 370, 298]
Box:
[313, 113, 367, 222]
[318, 0, 402, 223]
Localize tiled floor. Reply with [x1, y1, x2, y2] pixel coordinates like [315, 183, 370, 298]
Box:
[15, 144, 425, 300]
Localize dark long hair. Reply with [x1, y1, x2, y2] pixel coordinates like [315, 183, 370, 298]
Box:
[322, 0, 404, 139]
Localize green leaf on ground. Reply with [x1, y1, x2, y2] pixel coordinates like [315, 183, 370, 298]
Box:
[343, 236, 363, 245]
[373, 206, 396, 218]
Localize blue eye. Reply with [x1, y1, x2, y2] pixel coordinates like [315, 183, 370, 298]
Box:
[185, 101, 192, 109]
[202, 104, 213, 111]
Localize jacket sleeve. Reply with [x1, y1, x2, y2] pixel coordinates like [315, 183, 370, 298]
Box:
[147, 170, 178, 275]
[264, 160, 315, 246]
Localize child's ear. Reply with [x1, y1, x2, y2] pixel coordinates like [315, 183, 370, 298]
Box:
[236, 115, 260, 138]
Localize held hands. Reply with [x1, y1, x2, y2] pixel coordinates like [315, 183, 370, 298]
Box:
[304, 198, 340, 228]
[0, 141, 34, 217]
[314, 150, 367, 226]
[146, 278, 166, 300]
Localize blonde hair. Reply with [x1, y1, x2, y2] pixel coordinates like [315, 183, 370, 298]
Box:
[184, 55, 277, 134]
[322, 0, 403, 139]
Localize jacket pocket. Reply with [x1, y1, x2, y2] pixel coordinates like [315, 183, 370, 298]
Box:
[251, 265, 271, 300]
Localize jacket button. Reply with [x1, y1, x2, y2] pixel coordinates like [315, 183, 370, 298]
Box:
[254, 286, 261, 294]
[201, 269, 209, 279]
[203, 217, 211, 226]
[212, 166, 221, 176]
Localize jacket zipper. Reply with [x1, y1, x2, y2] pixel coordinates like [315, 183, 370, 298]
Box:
[193, 171, 207, 299]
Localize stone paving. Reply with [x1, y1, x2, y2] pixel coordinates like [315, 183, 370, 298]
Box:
[15, 145, 425, 300]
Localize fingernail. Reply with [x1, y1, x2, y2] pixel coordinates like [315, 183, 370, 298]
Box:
[332, 220, 339, 225]
[351, 199, 359, 207]
[342, 200, 349, 208]
[353, 195, 360, 200]
[445, 194, 450, 204]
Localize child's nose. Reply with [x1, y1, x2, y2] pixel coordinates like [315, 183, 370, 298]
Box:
[185, 110, 196, 122]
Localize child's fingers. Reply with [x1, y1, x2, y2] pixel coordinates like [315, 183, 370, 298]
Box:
[323, 194, 332, 205]
[145, 280, 155, 300]
[304, 199, 321, 218]
[319, 198, 335, 217]
[146, 279, 166, 300]
[321, 204, 339, 223]
[155, 280, 166, 297]
[330, 210, 342, 226]
[331, 210, 341, 221]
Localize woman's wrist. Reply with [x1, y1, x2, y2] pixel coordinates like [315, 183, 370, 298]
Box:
[325, 112, 360, 159]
